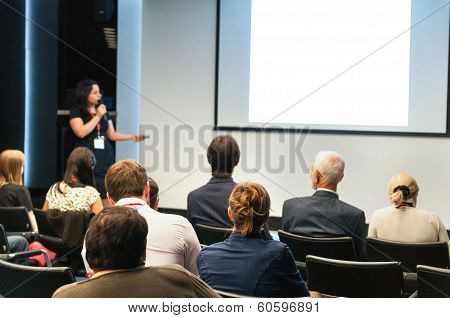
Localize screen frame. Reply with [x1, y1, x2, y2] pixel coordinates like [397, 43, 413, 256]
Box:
[213, 0, 450, 137]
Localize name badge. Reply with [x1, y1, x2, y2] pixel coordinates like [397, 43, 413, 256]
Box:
[94, 137, 105, 149]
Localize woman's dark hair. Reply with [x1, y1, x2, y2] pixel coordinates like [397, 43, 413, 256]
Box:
[58, 147, 95, 192]
[74, 79, 98, 113]
[207, 135, 240, 178]
[86, 206, 148, 271]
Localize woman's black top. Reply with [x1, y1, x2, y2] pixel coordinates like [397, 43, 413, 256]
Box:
[0, 183, 33, 211]
[69, 106, 114, 198]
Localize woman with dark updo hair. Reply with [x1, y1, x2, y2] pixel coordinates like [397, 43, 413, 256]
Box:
[197, 182, 310, 297]
[69, 79, 145, 198]
[369, 173, 449, 252]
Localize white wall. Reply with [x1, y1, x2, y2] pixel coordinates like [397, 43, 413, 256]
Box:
[136, 0, 450, 227]
[116, 0, 142, 160]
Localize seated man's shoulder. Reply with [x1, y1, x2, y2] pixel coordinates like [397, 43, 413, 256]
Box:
[188, 182, 211, 199]
[52, 280, 86, 298]
[153, 212, 194, 232]
[187, 186, 202, 200]
[148, 264, 220, 297]
[283, 196, 313, 208]
[337, 199, 364, 216]
[151, 264, 194, 276]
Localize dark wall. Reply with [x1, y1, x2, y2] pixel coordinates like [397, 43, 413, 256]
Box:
[25, 0, 59, 188]
[0, 0, 26, 152]
[0, 0, 116, 188]
[58, 0, 117, 109]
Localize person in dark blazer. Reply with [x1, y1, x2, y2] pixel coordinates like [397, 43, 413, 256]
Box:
[198, 182, 311, 297]
[281, 151, 366, 260]
[187, 135, 240, 228]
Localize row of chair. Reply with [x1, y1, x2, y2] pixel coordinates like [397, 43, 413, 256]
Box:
[0, 206, 93, 273]
[2, 209, 449, 298]
[195, 225, 450, 297]
[194, 224, 449, 271]
[278, 230, 449, 272]
[216, 256, 450, 298]
[0, 224, 75, 298]
[3, 208, 448, 274]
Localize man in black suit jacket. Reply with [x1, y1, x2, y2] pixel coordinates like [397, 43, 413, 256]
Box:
[281, 151, 366, 260]
[187, 135, 240, 228]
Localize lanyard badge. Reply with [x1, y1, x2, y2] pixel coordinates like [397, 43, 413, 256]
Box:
[90, 113, 105, 149]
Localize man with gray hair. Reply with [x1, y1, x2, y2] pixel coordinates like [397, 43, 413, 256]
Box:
[281, 151, 366, 260]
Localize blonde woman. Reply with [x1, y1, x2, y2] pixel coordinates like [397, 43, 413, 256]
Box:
[197, 182, 310, 297]
[369, 173, 449, 247]
[0, 150, 37, 231]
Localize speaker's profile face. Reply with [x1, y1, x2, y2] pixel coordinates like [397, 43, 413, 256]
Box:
[88, 84, 102, 106]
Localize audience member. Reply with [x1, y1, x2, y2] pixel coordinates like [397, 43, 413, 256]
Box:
[187, 135, 272, 239]
[42, 147, 102, 213]
[0, 149, 37, 231]
[148, 177, 159, 210]
[197, 182, 310, 297]
[82, 160, 201, 275]
[187, 135, 240, 228]
[281, 151, 367, 260]
[7, 235, 29, 266]
[368, 172, 449, 257]
[53, 206, 219, 298]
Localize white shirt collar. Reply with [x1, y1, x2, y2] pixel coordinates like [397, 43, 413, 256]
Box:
[317, 187, 339, 196]
[115, 197, 150, 209]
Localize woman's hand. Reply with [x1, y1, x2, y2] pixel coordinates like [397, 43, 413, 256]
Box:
[96, 104, 107, 118]
[131, 134, 146, 142]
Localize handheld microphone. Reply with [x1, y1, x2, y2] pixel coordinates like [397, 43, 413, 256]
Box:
[97, 99, 110, 121]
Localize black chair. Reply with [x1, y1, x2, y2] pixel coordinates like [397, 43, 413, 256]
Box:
[416, 265, 450, 298]
[36, 209, 93, 274]
[366, 237, 449, 272]
[278, 230, 356, 261]
[0, 207, 35, 236]
[33, 209, 65, 253]
[0, 259, 75, 297]
[306, 255, 403, 298]
[33, 209, 58, 237]
[0, 224, 51, 266]
[279, 230, 356, 281]
[195, 224, 233, 246]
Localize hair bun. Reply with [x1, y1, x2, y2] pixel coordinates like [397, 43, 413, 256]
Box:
[393, 185, 410, 198]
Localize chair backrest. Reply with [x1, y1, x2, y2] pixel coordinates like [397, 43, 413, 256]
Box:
[306, 255, 403, 298]
[417, 265, 450, 298]
[366, 238, 449, 272]
[0, 259, 75, 298]
[195, 224, 233, 246]
[33, 209, 59, 237]
[0, 224, 10, 254]
[0, 207, 32, 232]
[278, 230, 356, 262]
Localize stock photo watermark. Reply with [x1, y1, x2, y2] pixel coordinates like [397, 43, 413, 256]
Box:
[139, 124, 311, 174]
